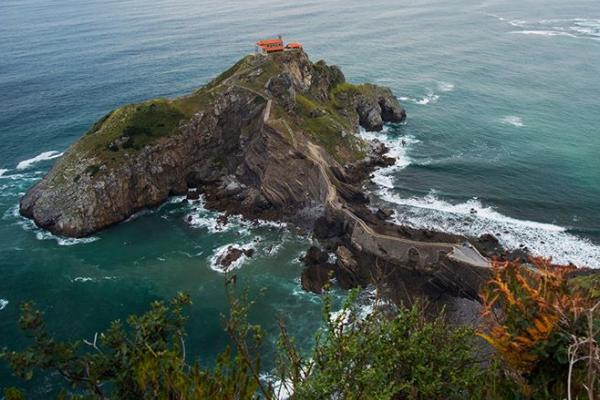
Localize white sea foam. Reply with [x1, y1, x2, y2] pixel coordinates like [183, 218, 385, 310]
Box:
[511, 30, 577, 38]
[16, 151, 64, 170]
[6, 204, 100, 246]
[570, 19, 600, 39]
[398, 90, 440, 106]
[0, 169, 8, 177]
[500, 115, 525, 127]
[497, 17, 600, 41]
[159, 195, 187, 208]
[437, 82, 455, 92]
[263, 242, 283, 256]
[291, 250, 306, 265]
[486, 12, 600, 40]
[0, 171, 42, 182]
[327, 252, 338, 264]
[35, 231, 100, 246]
[329, 286, 386, 324]
[362, 124, 600, 268]
[416, 92, 440, 105]
[186, 195, 287, 234]
[188, 213, 242, 234]
[72, 277, 94, 283]
[291, 277, 322, 304]
[186, 195, 230, 232]
[358, 127, 418, 189]
[380, 190, 600, 268]
[209, 243, 255, 273]
[0, 299, 8, 311]
[72, 276, 117, 283]
[508, 19, 528, 27]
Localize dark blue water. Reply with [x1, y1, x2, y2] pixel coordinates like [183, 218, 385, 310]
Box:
[1, 0, 599, 395]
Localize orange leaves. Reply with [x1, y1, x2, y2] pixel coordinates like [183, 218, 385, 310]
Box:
[478, 257, 575, 373]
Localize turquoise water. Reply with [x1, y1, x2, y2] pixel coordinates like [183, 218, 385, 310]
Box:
[1, 0, 600, 395]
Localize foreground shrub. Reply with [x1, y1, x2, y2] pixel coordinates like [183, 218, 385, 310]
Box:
[1, 292, 263, 399]
[479, 257, 600, 399]
[278, 292, 484, 400]
[1, 289, 483, 399]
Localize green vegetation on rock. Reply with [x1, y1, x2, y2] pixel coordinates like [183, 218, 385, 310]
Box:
[294, 92, 367, 162]
[71, 51, 376, 169]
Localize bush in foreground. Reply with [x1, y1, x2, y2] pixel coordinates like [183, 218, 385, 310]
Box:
[2, 259, 599, 399]
[2, 289, 484, 399]
[479, 257, 600, 399]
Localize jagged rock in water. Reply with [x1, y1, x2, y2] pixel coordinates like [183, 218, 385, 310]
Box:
[301, 263, 337, 294]
[376, 207, 394, 220]
[302, 246, 330, 266]
[214, 246, 255, 272]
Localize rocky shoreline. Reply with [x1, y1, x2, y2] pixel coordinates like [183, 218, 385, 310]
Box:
[19, 49, 530, 320]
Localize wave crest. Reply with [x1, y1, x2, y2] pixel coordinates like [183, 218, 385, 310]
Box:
[487, 15, 600, 41]
[364, 124, 600, 268]
[500, 115, 525, 127]
[381, 190, 600, 268]
[16, 151, 64, 171]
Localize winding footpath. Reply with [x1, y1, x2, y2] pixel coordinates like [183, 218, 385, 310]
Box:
[254, 72, 490, 271]
[305, 142, 490, 270]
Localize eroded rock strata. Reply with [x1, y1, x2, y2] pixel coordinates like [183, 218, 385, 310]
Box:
[21, 50, 404, 237]
[21, 49, 498, 315]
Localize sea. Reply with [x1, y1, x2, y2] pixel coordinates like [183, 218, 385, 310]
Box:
[1, 0, 599, 395]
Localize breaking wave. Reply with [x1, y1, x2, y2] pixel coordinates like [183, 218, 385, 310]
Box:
[5, 204, 100, 246]
[381, 190, 600, 268]
[363, 125, 600, 268]
[398, 82, 452, 106]
[72, 276, 117, 283]
[399, 91, 439, 106]
[185, 195, 287, 234]
[488, 14, 600, 41]
[16, 151, 64, 170]
[35, 231, 100, 246]
[500, 115, 525, 127]
[209, 243, 256, 273]
[0, 299, 8, 311]
[511, 30, 577, 38]
[0, 169, 8, 177]
[416, 92, 440, 105]
[359, 127, 417, 188]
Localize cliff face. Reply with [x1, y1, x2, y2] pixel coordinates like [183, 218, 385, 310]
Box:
[20, 50, 405, 237]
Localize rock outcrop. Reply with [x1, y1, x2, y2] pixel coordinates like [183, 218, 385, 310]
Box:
[20, 50, 405, 237]
[20, 48, 495, 320]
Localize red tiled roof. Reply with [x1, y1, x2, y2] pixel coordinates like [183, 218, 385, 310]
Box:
[257, 39, 283, 46]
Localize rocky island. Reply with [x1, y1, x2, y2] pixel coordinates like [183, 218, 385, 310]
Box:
[20, 49, 499, 310]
